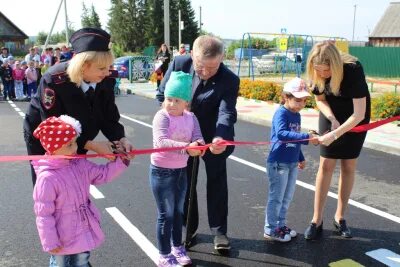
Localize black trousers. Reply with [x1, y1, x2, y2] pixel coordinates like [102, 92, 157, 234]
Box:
[23, 116, 45, 186]
[184, 145, 234, 236]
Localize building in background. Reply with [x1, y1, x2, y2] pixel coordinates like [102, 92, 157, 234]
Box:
[369, 2, 400, 47]
[0, 11, 28, 50]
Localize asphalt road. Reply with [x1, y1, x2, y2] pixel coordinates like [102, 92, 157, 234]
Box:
[0, 95, 399, 267]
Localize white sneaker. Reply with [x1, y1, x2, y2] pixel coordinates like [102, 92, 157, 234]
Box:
[264, 228, 291, 242]
[171, 246, 192, 265]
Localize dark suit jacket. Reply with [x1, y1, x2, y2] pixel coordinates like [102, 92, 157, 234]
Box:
[156, 55, 240, 143]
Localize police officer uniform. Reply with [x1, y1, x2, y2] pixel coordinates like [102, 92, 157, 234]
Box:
[24, 28, 125, 185]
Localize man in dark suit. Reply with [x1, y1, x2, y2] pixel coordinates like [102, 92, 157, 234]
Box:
[156, 35, 240, 250]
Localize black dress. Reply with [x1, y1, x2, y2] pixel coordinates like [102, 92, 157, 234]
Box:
[312, 62, 371, 159]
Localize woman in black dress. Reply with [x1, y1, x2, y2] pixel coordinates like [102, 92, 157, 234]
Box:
[303, 41, 370, 240]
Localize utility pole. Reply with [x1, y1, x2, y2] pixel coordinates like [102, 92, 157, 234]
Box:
[164, 0, 170, 47]
[178, 9, 182, 46]
[352, 4, 357, 42]
[199, 6, 203, 33]
[64, 0, 69, 44]
[44, 0, 64, 49]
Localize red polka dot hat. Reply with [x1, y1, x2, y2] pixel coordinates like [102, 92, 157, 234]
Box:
[33, 115, 82, 154]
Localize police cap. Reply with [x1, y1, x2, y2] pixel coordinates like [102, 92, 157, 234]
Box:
[69, 27, 110, 54]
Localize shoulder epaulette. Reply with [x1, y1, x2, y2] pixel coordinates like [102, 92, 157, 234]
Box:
[51, 71, 68, 84]
[108, 69, 119, 79]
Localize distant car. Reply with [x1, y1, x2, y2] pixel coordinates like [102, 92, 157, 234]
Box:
[113, 56, 132, 79]
[113, 56, 154, 80]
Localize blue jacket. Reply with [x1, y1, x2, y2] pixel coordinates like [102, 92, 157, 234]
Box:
[156, 55, 240, 143]
[267, 106, 309, 163]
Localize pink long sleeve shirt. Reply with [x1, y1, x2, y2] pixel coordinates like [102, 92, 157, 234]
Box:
[151, 109, 204, 169]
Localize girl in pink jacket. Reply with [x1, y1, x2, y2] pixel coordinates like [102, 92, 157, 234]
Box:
[32, 115, 130, 267]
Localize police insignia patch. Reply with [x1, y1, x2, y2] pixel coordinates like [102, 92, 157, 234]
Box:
[43, 88, 56, 110]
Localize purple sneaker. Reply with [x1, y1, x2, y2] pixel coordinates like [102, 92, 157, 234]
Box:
[264, 227, 291, 242]
[158, 254, 180, 267]
[280, 225, 297, 238]
[171, 245, 192, 265]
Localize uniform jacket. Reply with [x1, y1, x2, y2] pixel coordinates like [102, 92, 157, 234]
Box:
[156, 55, 240, 143]
[24, 62, 124, 154]
[32, 157, 128, 255]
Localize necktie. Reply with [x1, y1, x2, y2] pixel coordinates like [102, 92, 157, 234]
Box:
[85, 86, 95, 107]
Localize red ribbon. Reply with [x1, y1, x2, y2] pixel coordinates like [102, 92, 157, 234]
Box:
[1, 116, 398, 162]
[349, 115, 400, 133]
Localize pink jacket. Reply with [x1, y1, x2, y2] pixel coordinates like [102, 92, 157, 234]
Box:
[32, 157, 129, 255]
[12, 68, 25, 81]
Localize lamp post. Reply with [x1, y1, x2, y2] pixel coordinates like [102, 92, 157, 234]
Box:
[352, 4, 357, 42]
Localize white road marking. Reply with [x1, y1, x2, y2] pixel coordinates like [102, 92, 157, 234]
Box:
[120, 114, 153, 128]
[106, 207, 158, 264]
[366, 248, 400, 266]
[121, 114, 400, 224]
[90, 185, 105, 199]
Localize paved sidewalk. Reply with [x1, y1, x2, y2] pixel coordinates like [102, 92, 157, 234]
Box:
[119, 80, 400, 156]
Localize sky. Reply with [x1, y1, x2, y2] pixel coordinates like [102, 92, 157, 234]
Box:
[1, 0, 395, 42]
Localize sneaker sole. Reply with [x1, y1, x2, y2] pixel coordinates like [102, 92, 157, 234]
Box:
[263, 234, 291, 242]
[214, 244, 231, 250]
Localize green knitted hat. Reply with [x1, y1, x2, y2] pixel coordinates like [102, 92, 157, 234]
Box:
[164, 71, 192, 102]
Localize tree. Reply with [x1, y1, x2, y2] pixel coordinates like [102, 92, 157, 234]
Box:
[142, 0, 164, 48]
[81, 2, 92, 28]
[36, 31, 48, 45]
[82, 3, 102, 29]
[108, 0, 199, 52]
[90, 4, 102, 28]
[174, 0, 199, 48]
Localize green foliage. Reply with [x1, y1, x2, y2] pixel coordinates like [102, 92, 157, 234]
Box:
[108, 0, 199, 53]
[35, 28, 75, 46]
[90, 5, 102, 28]
[172, 0, 199, 48]
[112, 43, 124, 58]
[82, 3, 102, 29]
[371, 93, 400, 119]
[225, 38, 276, 59]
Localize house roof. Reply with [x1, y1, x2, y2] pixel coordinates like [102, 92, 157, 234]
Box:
[370, 2, 400, 38]
[0, 11, 28, 40]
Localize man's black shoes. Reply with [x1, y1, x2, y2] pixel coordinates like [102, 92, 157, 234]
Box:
[214, 234, 231, 250]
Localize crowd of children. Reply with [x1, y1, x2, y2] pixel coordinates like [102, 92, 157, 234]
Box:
[0, 46, 72, 101]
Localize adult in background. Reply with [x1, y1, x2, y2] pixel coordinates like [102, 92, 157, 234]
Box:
[1, 47, 11, 63]
[156, 35, 240, 250]
[178, 44, 187, 55]
[303, 41, 370, 240]
[156, 43, 171, 88]
[24, 27, 133, 186]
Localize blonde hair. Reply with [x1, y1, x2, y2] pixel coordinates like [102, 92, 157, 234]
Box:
[67, 51, 114, 87]
[306, 41, 357, 96]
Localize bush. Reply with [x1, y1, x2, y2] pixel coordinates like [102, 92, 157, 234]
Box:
[239, 79, 282, 102]
[371, 92, 400, 119]
[239, 79, 317, 109]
